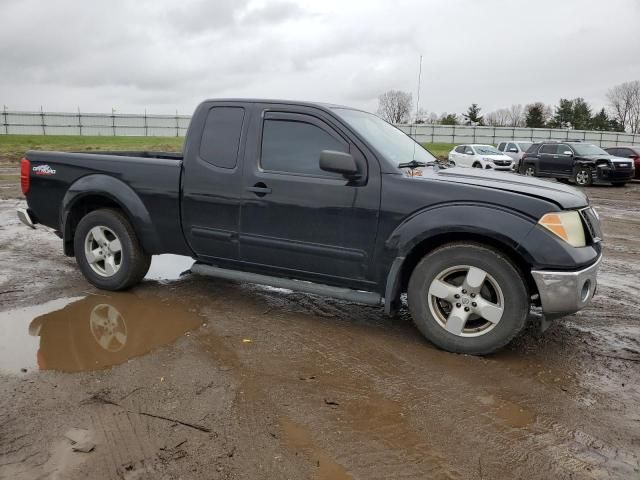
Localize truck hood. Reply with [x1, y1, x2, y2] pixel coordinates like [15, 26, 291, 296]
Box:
[428, 167, 589, 209]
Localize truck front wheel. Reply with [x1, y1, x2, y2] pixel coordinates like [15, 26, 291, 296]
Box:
[407, 242, 529, 355]
[74, 208, 151, 291]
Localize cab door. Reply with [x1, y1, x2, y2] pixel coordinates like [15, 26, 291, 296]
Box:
[182, 102, 250, 262]
[238, 104, 381, 287]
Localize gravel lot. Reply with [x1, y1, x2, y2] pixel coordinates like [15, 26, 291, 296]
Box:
[1, 175, 639, 479]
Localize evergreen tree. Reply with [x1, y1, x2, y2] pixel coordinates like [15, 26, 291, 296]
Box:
[572, 98, 592, 130]
[549, 98, 574, 128]
[462, 104, 483, 126]
[590, 108, 610, 131]
[439, 113, 459, 125]
[525, 103, 546, 128]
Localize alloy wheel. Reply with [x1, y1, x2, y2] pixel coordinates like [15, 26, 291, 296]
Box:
[84, 226, 123, 277]
[427, 265, 504, 337]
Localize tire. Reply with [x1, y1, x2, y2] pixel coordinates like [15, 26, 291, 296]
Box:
[523, 164, 536, 176]
[407, 242, 529, 355]
[611, 182, 627, 187]
[74, 208, 151, 291]
[573, 167, 593, 186]
[473, 162, 482, 168]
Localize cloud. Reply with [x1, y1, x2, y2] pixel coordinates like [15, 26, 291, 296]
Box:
[0, 0, 638, 116]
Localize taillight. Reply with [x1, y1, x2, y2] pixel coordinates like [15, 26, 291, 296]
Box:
[20, 158, 30, 195]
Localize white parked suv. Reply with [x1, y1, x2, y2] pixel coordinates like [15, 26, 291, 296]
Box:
[448, 144, 514, 171]
[496, 140, 533, 170]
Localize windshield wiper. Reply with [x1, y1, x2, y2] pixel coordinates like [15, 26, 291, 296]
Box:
[398, 160, 431, 169]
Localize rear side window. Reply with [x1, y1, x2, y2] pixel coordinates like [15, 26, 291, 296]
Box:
[455, 146, 465, 153]
[497, 143, 505, 151]
[540, 144, 557, 154]
[199, 107, 245, 169]
[261, 119, 346, 177]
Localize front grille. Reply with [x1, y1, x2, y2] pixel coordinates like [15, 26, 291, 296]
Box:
[580, 207, 602, 242]
[493, 160, 511, 166]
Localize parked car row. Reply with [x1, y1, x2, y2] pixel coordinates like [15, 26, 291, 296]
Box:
[447, 140, 637, 186]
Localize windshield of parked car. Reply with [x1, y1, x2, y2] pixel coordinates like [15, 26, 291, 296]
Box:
[571, 143, 609, 156]
[517, 142, 532, 150]
[332, 108, 436, 166]
[473, 145, 502, 155]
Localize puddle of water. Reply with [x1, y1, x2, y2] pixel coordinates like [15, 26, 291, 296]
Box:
[495, 401, 536, 428]
[0, 292, 204, 374]
[145, 254, 194, 281]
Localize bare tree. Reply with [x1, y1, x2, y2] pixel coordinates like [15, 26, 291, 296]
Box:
[507, 104, 524, 127]
[606, 81, 640, 133]
[377, 90, 413, 124]
[484, 108, 510, 127]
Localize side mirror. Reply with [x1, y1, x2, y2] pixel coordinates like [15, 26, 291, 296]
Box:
[508, 147, 518, 153]
[562, 150, 573, 156]
[319, 150, 358, 177]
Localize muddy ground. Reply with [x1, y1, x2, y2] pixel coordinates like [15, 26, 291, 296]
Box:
[0, 171, 639, 479]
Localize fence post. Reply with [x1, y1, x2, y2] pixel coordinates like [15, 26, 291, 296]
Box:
[40, 106, 46, 135]
[473, 126, 476, 143]
[175, 110, 179, 137]
[144, 109, 148, 137]
[111, 108, 116, 136]
[2, 105, 7, 134]
[431, 125, 434, 143]
[452, 125, 455, 144]
[78, 107, 82, 136]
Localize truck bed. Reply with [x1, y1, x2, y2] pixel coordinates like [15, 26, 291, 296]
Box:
[24, 150, 190, 256]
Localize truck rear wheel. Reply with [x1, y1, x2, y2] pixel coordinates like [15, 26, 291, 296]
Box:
[74, 209, 151, 291]
[407, 242, 529, 355]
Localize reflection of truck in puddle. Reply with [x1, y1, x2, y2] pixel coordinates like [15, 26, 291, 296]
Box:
[28, 293, 203, 372]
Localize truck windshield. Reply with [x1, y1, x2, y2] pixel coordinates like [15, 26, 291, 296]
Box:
[332, 108, 436, 167]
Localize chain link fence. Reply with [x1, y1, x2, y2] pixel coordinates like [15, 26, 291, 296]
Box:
[397, 124, 640, 148]
[1, 108, 190, 137]
[1, 108, 638, 147]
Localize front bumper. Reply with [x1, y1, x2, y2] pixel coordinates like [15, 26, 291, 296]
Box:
[596, 165, 634, 182]
[531, 254, 602, 320]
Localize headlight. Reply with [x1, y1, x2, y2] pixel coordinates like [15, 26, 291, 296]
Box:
[538, 211, 586, 247]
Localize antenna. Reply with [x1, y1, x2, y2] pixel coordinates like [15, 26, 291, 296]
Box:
[411, 54, 423, 161]
[415, 54, 423, 125]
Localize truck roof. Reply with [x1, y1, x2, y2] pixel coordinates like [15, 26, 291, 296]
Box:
[201, 98, 363, 112]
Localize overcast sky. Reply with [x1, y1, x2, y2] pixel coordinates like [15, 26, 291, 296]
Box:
[1, 0, 639, 116]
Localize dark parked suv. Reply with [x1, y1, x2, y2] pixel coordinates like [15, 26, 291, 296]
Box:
[519, 141, 635, 186]
[604, 146, 640, 180]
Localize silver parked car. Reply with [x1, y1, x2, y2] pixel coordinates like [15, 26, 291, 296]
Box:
[497, 141, 533, 170]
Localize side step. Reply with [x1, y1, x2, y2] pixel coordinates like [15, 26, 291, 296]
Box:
[191, 263, 382, 306]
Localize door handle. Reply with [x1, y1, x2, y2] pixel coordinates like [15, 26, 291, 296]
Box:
[246, 183, 272, 196]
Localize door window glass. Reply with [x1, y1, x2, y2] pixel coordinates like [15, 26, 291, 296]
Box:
[261, 119, 346, 177]
[497, 143, 505, 151]
[455, 146, 465, 153]
[506, 142, 517, 152]
[556, 144, 572, 155]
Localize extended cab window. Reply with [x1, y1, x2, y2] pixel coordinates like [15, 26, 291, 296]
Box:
[261, 119, 346, 177]
[199, 107, 245, 169]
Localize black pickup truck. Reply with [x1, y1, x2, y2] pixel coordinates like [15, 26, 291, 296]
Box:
[519, 140, 635, 186]
[17, 99, 603, 355]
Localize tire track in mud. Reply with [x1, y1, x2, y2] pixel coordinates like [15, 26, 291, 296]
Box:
[209, 289, 640, 479]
